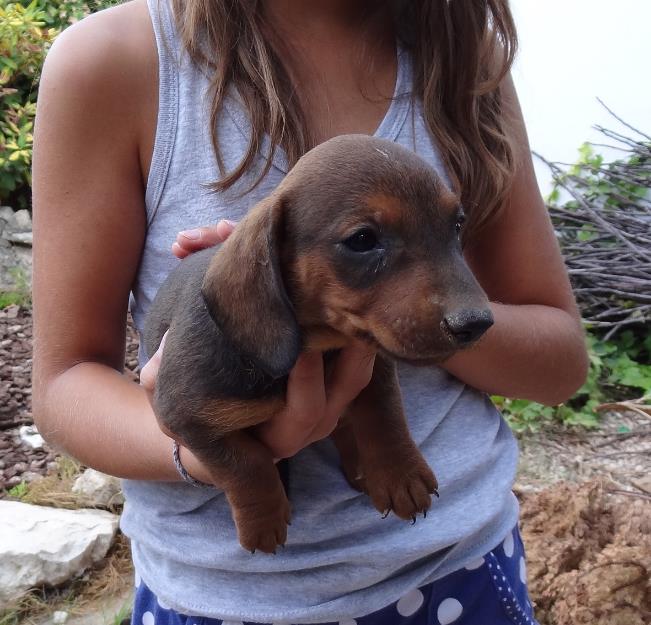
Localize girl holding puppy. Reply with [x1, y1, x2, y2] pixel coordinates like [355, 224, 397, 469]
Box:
[32, 1, 587, 623]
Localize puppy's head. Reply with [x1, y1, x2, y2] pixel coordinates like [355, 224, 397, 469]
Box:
[203, 135, 493, 376]
[282, 136, 494, 363]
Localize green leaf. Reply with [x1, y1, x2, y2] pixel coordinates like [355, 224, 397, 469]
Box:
[577, 228, 595, 242]
[618, 366, 651, 391]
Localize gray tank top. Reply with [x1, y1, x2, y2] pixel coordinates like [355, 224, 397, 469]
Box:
[120, 1, 520, 622]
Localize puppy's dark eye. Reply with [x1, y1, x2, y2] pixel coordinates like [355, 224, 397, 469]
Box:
[342, 228, 379, 253]
[455, 213, 466, 235]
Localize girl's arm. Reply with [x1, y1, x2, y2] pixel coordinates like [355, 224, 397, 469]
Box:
[31, 5, 162, 479]
[441, 76, 589, 406]
[32, 4, 373, 484]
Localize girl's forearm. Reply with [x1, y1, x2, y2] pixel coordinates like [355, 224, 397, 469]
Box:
[442, 302, 588, 406]
[33, 362, 182, 481]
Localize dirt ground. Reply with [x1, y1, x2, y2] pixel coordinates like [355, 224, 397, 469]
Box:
[1, 303, 650, 625]
[520, 481, 651, 625]
[514, 395, 651, 624]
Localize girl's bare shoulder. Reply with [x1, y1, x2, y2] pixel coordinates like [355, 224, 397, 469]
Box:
[41, 0, 156, 109]
[38, 0, 157, 178]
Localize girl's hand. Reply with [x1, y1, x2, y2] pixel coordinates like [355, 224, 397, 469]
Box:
[141, 220, 376, 480]
[172, 219, 237, 258]
[255, 344, 375, 459]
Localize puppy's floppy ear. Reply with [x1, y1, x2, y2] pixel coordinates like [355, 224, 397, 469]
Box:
[201, 195, 300, 379]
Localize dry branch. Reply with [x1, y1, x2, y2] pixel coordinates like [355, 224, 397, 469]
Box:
[534, 116, 651, 338]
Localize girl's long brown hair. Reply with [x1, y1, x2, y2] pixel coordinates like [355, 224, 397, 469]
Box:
[170, 0, 518, 240]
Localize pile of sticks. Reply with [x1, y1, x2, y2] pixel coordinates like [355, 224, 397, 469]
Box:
[535, 104, 651, 338]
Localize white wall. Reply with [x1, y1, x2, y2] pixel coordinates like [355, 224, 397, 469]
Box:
[510, 0, 651, 194]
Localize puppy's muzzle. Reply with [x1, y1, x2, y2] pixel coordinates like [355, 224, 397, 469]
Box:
[442, 308, 494, 346]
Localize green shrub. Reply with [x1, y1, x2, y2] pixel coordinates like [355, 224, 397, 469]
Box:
[0, 1, 53, 207]
[20, 0, 119, 30]
[0, 0, 117, 209]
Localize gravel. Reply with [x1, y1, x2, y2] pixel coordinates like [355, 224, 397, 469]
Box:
[0, 306, 140, 493]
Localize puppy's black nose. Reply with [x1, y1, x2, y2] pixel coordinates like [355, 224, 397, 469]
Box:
[443, 309, 494, 345]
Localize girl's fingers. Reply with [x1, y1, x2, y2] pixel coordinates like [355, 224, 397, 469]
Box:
[305, 342, 375, 443]
[325, 341, 376, 419]
[139, 331, 168, 392]
[173, 220, 236, 258]
[256, 345, 376, 457]
[255, 352, 326, 458]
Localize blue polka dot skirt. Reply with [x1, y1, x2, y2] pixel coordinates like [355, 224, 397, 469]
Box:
[132, 525, 539, 625]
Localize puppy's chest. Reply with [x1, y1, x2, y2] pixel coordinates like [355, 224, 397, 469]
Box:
[213, 326, 345, 402]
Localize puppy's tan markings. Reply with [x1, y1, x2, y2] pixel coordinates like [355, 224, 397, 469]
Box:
[364, 192, 407, 228]
[197, 396, 285, 433]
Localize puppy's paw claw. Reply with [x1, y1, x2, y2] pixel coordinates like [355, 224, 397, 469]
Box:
[365, 461, 439, 522]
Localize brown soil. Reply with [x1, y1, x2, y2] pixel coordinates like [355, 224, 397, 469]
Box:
[1, 303, 650, 624]
[520, 480, 651, 625]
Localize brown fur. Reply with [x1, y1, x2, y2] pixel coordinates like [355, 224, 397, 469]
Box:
[144, 135, 494, 553]
[198, 396, 286, 434]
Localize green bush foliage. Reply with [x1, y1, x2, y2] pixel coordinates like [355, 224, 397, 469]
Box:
[0, 0, 116, 208]
[27, 0, 117, 29]
[0, 1, 52, 206]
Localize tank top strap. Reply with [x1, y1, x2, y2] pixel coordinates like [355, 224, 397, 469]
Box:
[145, 0, 180, 224]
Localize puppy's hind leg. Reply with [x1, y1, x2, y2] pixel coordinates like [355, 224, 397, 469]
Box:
[189, 429, 291, 554]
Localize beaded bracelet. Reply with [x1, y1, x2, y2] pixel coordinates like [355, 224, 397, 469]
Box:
[172, 440, 212, 488]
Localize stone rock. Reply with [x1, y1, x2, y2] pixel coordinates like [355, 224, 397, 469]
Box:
[9, 209, 32, 233]
[7, 232, 32, 246]
[0, 501, 119, 607]
[52, 611, 69, 624]
[72, 469, 124, 508]
[3, 304, 19, 319]
[0, 206, 14, 223]
[1, 208, 27, 238]
[0, 243, 32, 291]
[0, 206, 33, 289]
[19, 425, 45, 450]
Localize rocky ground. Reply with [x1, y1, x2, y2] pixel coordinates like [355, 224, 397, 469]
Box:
[1, 300, 650, 624]
[0, 305, 140, 492]
[0, 305, 56, 491]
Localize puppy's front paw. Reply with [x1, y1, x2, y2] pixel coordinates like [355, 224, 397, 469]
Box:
[234, 493, 292, 554]
[364, 457, 438, 521]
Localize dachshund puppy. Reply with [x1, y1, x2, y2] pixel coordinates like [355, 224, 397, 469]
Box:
[144, 135, 493, 554]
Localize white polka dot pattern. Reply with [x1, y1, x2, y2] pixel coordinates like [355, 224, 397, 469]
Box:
[486, 552, 535, 625]
[464, 556, 485, 570]
[436, 597, 463, 624]
[520, 556, 527, 584]
[396, 588, 424, 616]
[503, 530, 514, 558]
[142, 611, 154, 625]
